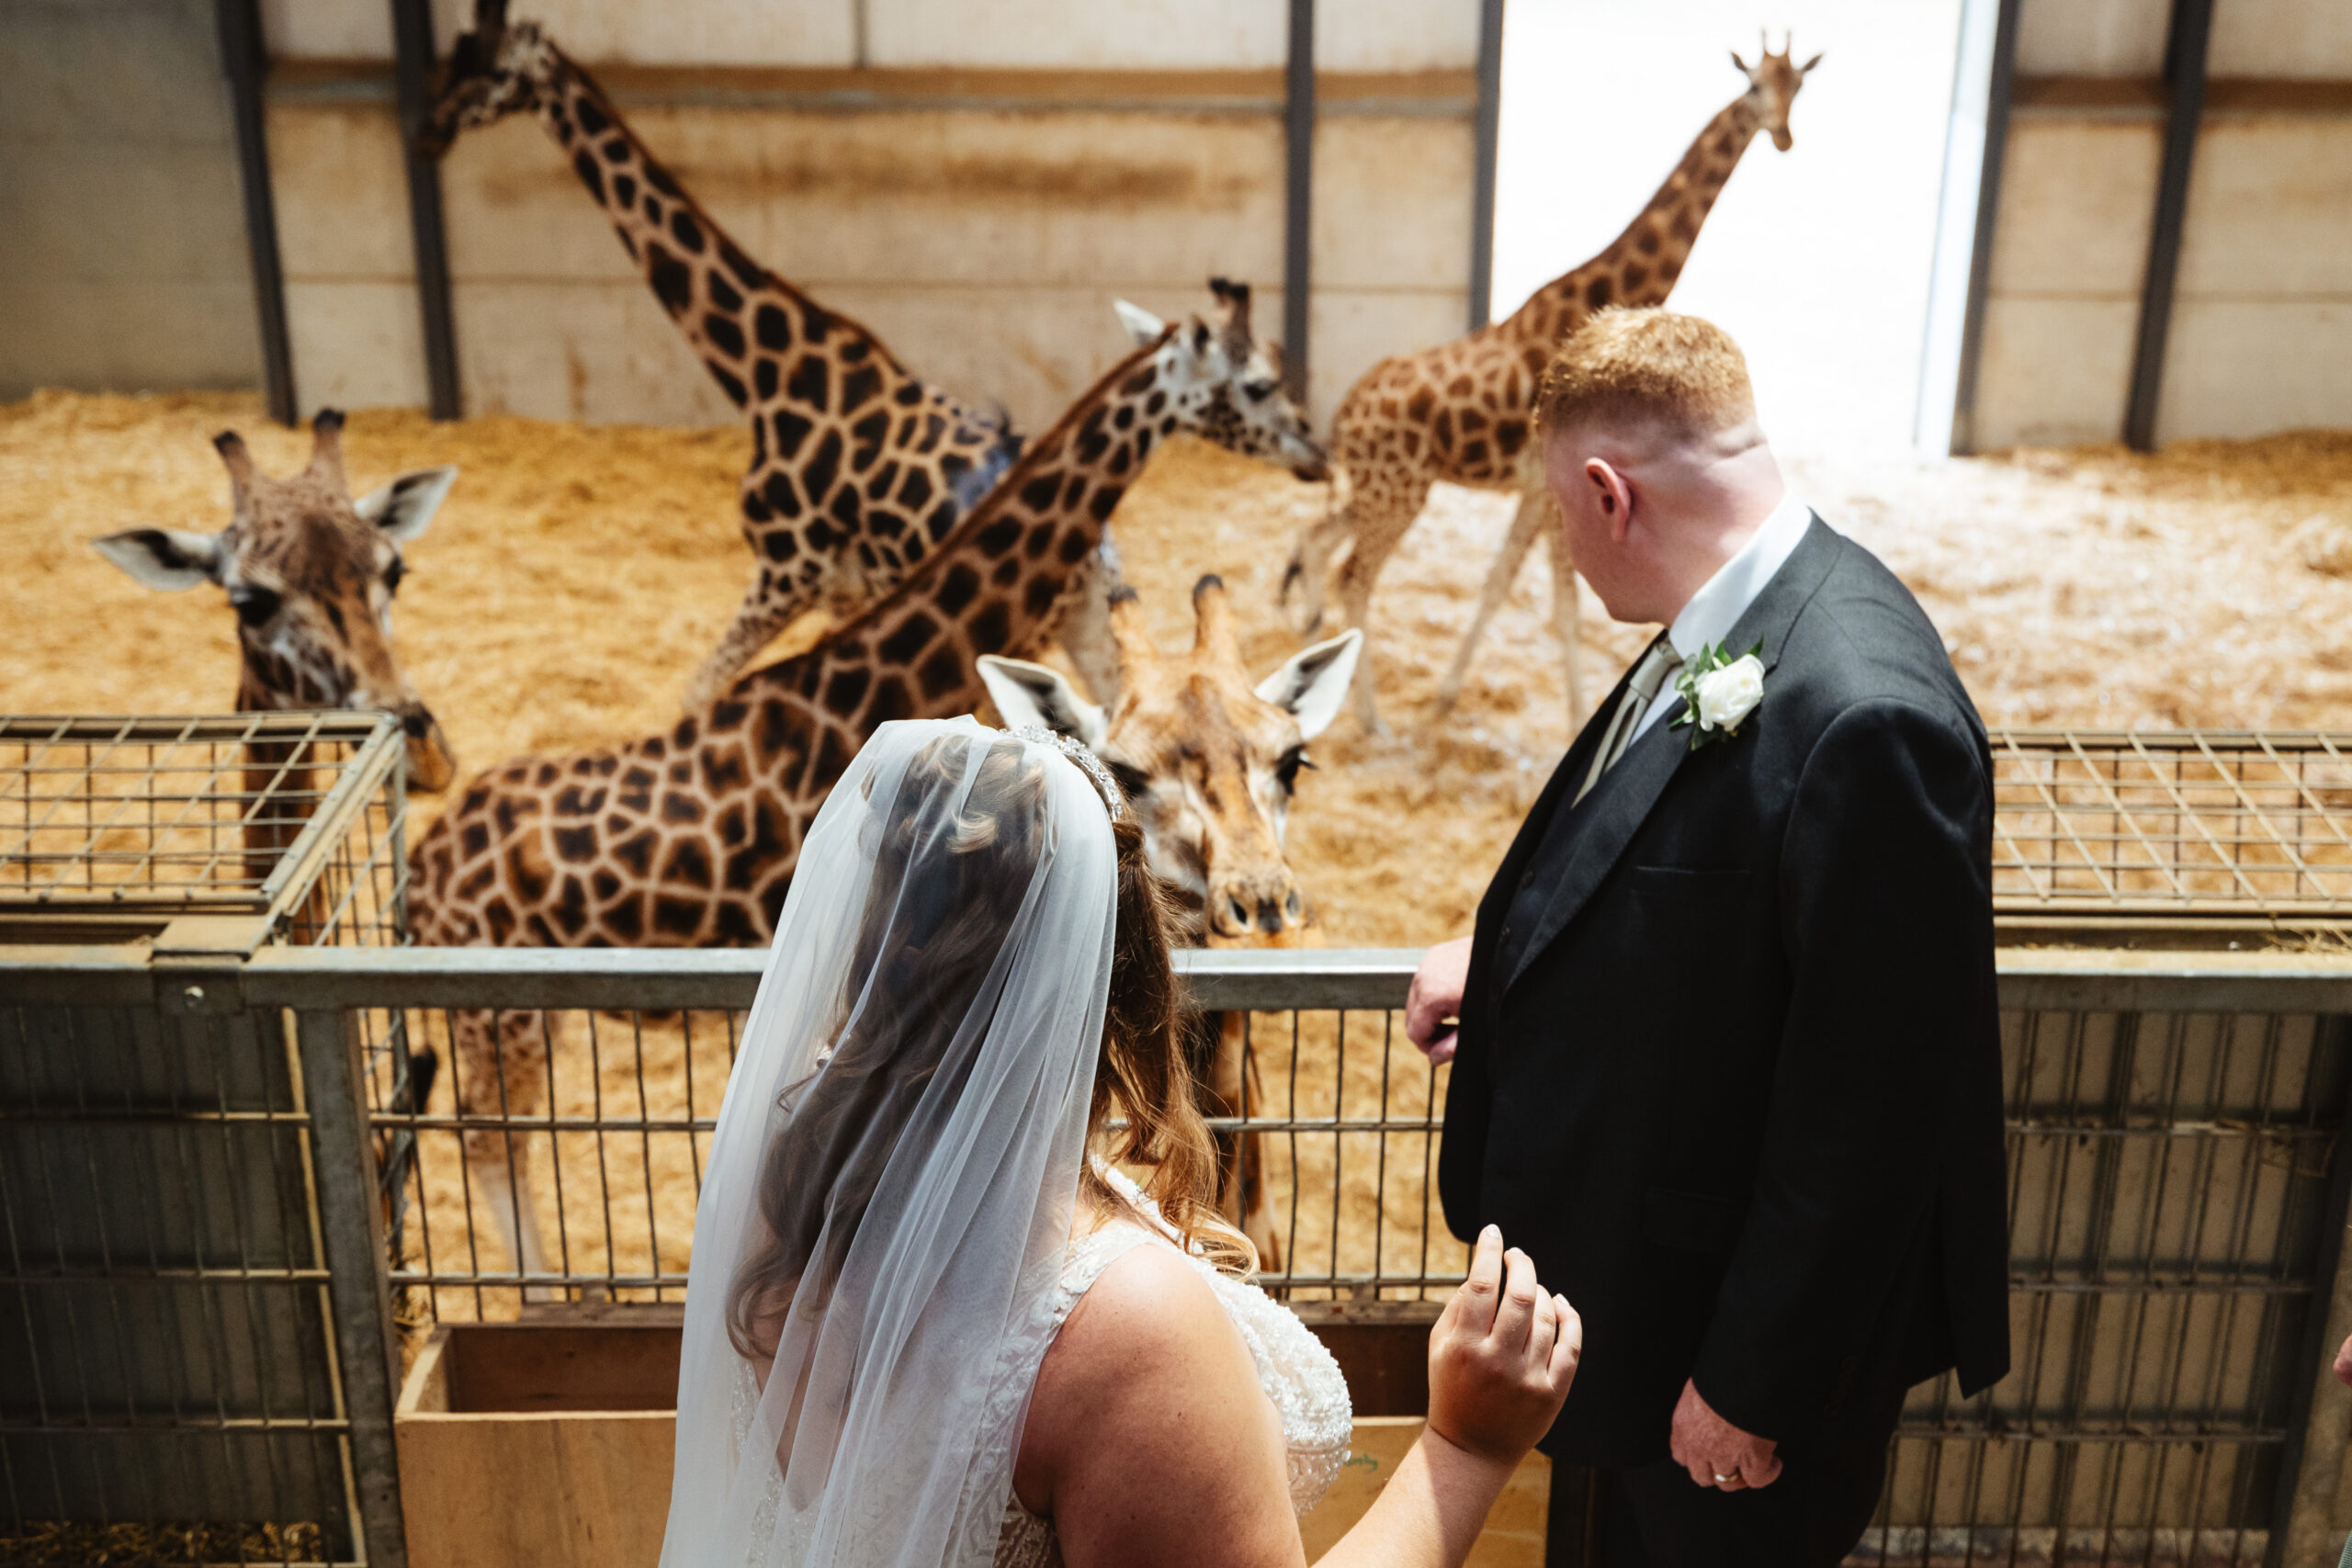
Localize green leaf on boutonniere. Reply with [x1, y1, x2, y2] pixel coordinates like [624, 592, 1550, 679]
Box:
[1669, 640, 1766, 752]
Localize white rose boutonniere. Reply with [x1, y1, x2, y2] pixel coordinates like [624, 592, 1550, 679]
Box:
[1671, 640, 1765, 751]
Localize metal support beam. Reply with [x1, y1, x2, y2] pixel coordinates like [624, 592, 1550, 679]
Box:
[213, 0, 296, 426]
[2123, 0, 2213, 453]
[2271, 1018, 2352, 1568]
[294, 1008, 409, 1568]
[1468, 0, 1506, 330]
[1282, 0, 1315, 402]
[1933, 0, 2021, 455]
[389, 0, 462, 421]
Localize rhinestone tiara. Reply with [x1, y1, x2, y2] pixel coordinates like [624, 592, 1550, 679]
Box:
[1010, 725, 1125, 819]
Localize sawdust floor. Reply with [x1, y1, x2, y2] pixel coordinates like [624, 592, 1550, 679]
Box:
[7, 389, 2350, 1313]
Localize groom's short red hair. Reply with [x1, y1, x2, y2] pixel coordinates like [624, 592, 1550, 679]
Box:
[1536, 308, 1757, 445]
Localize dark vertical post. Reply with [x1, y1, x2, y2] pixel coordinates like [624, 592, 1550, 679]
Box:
[2122, 0, 2213, 453]
[1282, 0, 1315, 402]
[1468, 0, 1506, 331]
[295, 1008, 409, 1568]
[212, 0, 297, 426]
[1947, 0, 2022, 456]
[389, 0, 462, 421]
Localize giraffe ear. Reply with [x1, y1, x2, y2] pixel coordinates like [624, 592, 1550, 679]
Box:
[1254, 628, 1363, 743]
[355, 466, 458, 543]
[1730, 49, 1755, 78]
[92, 527, 225, 592]
[1113, 299, 1166, 347]
[977, 656, 1109, 750]
[1798, 52, 1824, 74]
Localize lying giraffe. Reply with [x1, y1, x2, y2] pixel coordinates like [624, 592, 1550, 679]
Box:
[1285, 39, 1817, 731]
[423, 2, 1327, 709]
[407, 311, 1337, 1292]
[980, 577, 1360, 1262]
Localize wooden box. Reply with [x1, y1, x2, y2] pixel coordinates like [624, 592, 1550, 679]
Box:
[394, 1319, 1547, 1567]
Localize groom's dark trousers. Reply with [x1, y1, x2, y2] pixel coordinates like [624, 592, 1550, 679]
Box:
[1440, 519, 2010, 1567]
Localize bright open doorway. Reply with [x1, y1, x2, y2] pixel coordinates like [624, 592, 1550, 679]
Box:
[1492, 0, 1965, 460]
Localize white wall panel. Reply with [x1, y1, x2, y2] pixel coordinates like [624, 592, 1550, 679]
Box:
[285, 282, 431, 413]
[1988, 118, 2160, 295]
[1319, 0, 1478, 73]
[2209, 0, 2352, 78]
[2015, 0, 2166, 76]
[2175, 118, 2352, 298]
[2158, 301, 2352, 441]
[865, 0, 1283, 70]
[1974, 298, 2139, 446]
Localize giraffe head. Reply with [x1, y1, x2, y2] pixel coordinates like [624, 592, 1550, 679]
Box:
[418, 2, 556, 158]
[978, 577, 1360, 942]
[1114, 280, 1330, 482]
[91, 412, 463, 792]
[1730, 32, 1821, 152]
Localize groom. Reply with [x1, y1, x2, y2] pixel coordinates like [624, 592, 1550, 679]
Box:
[1408, 310, 2009, 1566]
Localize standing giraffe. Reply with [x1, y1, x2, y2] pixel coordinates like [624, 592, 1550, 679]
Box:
[407, 316, 1339, 1292]
[424, 4, 1326, 708]
[1285, 39, 1816, 731]
[980, 577, 1362, 1265]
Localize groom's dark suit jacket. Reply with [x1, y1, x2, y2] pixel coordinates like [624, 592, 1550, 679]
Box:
[1440, 517, 2009, 1470]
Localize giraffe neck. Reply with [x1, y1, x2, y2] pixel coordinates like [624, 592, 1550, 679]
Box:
[1498, 94, 1764, 346]
[718, 333, 1182, 739]
[530, 44, 911, 412]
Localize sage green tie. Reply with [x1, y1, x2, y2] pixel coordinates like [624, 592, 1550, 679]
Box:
[1575, 638, 1684, 806]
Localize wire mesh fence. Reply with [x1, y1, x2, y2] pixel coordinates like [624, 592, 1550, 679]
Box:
[1, 715, 410, 1568]
[1993, 732, 2352, 922]
[0, 714, 410, 948]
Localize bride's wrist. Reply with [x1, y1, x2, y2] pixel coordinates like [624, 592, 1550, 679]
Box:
[1417, 1419, 1521, 1490]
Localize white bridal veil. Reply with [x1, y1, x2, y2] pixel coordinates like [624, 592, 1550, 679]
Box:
[662, 717, 1121, 1568]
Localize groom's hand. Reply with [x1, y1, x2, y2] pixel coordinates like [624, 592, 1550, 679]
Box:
[1669, 1379, 1781, 1492]
[1408, 936, 1475, 1065]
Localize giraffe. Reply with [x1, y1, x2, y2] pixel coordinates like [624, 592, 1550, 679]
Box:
[1284, 39, 1817, 732]
[423, 3, 1327, 710]
[405, 309, 1334, 1292]
[91, 410, 462, 801]
[978, 576, 1362, 1263]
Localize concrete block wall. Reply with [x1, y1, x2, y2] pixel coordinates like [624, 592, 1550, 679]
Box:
[253, 0, 1477, 433]
[1971, 0, 2352, 447]
[0, 0, 262, 400]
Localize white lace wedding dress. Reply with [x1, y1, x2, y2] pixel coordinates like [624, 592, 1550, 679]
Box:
[994, 1170, 1354, 1568]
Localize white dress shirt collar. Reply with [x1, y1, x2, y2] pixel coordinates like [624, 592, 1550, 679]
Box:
[1628, 491, 1815, 743]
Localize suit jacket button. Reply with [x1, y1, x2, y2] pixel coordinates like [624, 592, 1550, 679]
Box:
[1499, 925, 1513, 943]
[1518, 871, 1534, 890]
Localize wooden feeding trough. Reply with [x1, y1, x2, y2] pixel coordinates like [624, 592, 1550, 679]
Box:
[395, 1314, 1548, 1566]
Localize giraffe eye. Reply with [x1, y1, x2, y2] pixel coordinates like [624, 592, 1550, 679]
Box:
[383, 557, 406, 595]
[229, 585, 280, 626]
[1275, 747, 1312, 791]
[1241, 378, 1277, 402]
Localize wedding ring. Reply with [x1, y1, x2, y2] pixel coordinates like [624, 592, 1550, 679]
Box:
[1713, 1472, 1735, 1485]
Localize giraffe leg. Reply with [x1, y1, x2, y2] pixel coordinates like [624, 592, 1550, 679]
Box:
[1546, 519, 1587, 731]
[1329, 480, 1430, 736]
[455, 1007, 564, 1303]
[1435, 486, 1553, 714]
[682, 577, 817, 712]
[1280, 506, 1354, 637]
[1055, 542, 1123, 707]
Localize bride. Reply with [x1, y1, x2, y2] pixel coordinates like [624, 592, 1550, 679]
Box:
[662, 718, 1579, 1568]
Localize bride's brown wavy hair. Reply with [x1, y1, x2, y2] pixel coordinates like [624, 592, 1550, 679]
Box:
[727, 735, 1248, 1360]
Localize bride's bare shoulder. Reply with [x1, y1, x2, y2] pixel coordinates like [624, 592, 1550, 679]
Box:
[1016, 1243, 1296, 1565]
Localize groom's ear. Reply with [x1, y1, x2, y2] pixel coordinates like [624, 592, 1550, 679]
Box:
[977, 656, 1109, 749]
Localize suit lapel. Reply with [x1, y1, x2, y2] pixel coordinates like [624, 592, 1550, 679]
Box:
[1476, 657, 1643, 933]
[1503, 517, 1846, 991]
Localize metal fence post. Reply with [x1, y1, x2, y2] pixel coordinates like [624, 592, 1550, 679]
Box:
[296, 1007, 410, 1568]
[2275, 1016, 2352, 1568]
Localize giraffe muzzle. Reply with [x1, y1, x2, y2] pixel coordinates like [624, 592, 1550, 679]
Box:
[399, 705, 459, 793]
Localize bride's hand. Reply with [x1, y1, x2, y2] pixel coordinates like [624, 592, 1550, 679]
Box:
[1424, 1225, 1580, 1467]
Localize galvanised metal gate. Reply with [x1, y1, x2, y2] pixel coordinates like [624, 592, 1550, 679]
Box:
[0, 715, 413, 1567]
